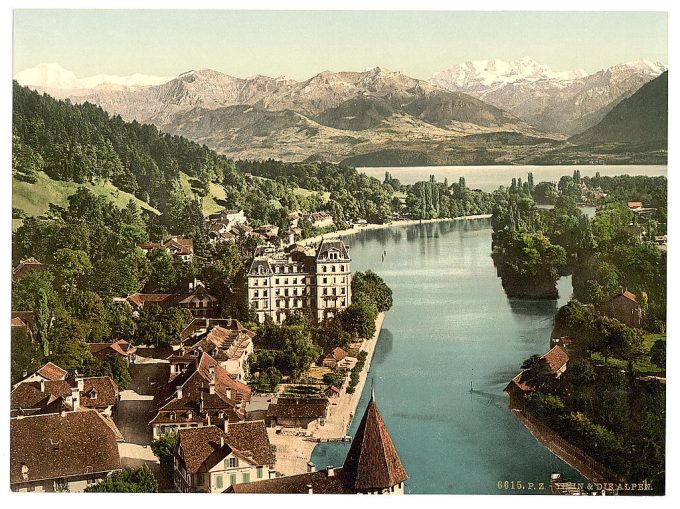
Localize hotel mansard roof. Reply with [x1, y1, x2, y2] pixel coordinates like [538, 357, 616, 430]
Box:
[232, 395, 407, 493]
[10, 410, 122, 486]
[176, 420, 274, 474]
[149, 352, 251, 426]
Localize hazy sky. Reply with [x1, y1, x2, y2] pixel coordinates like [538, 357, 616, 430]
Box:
[13, 10, 668, 79]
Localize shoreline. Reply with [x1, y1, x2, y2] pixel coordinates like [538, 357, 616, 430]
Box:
[300, 214, 492, 245]
[267, 312, 386, 475]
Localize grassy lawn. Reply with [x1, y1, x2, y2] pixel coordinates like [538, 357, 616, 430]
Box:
[292, 187, 331, 203]
[592, 333, 665, 373]
[12, 171, 159, 229]
[306, 366, 331, 381]
[178, 172, 227, 215]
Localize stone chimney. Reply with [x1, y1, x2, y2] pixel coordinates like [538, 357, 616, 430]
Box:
[307, 461, 316, 473]
[71, 387, 80, 411]
[76, 376, 84, 392]
[225, 388, 232, 400]
[220, 434, 225, 448]
[326, 466, 335, 477]
[176, 385, 183, 399]
[207, 413, 211, 426]
[209, 380, 216, 395]
[306, 484, 313, 494]
[223, 419, 229, 434]
[40, 379, 45, 393]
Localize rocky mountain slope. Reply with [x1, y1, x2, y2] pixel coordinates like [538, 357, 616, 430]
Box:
[569, 71, 668, 146]
[431, 58, 666, 135]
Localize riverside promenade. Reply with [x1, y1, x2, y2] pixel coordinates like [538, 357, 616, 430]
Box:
[268, 312, 385, 476]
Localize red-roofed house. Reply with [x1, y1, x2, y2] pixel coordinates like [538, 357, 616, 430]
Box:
[627, 201, 643, 210]
[137, 236, 194, 262]
[88, 339, 137, 365]
[504, 346, 570, 410]
[149, 352, 251, 439]
[607, 289, 643, 328]
[321, 347, 349, 369]
[12, 257, 47, 281]
[127, 280, 218, 318]
[13, 362, 68, 388]
[173, 420, 274, 493]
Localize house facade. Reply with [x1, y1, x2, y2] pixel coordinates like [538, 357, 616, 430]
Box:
[173, 420, 274, 493]
[127, 280, 218, 318]
[607, 289, 643, 328]
[137, 235, 194, 263]
[247, 239, 352, 324]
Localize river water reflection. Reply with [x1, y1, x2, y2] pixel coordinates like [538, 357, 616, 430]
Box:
[310, 218, 584, 494]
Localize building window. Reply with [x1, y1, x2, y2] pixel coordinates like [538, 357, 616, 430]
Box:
[275, 278, 279, 284]
[332, 265, 336, 272]
[323, 277, 327, 284]
[257, 466, 264, 479]
[215, 474, 223, 489]
[340, 265, 345, 271]
[197, 473, 205, 485]
[229, 457, 239, 468]
[322, 266, 327, 273]
[242, 473, 250, 483]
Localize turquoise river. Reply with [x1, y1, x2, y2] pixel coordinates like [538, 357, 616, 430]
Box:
[310, 218, 584, 494]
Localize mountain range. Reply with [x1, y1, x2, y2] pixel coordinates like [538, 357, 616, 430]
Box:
[15, 59, 667, 165]
[432, 57, 667, 135]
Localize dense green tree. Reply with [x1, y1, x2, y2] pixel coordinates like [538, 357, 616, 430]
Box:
[52, 248, 92, 293]
[351, 270, 393, 313]
[340, 297, 377, 339]
[85, 465, 158, 493]
[151, 433, 177, 469]
[11, 326, 44, 383]
[136, 305, 192, 346]
[650, 339, 666, 369]
[47, 315, 92, 373]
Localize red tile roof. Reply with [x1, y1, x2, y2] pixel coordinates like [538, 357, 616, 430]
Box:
[149, 352, 251, 427]
[11, 376, 118, 413]
[10, 410, 121, 485]
[616, 290, 638, 303]
[542, 346, 569, 373]
[89, 339, 136, 358]
[342, 398, 408, 490]
[176, 421, 274, 474]
[35, 362, 68, 381]
[327, 347, 348, 362]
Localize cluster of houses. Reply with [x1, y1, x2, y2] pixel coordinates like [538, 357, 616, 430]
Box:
[206, 209, 252, 245]
[10, 361, 123, 492]
[247, 238, 352, 324]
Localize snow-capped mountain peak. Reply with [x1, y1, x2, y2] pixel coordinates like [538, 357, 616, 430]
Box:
[622, 59, 667, 75]
[431, 57, 590, 90]
[14, 63, 172, 90]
